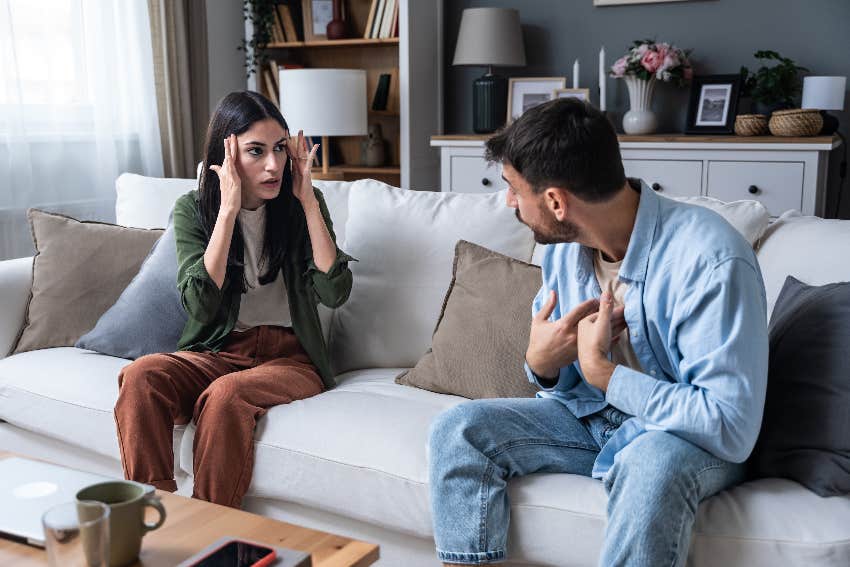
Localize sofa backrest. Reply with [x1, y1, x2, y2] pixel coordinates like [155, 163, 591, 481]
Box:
[756, 211, 850, 317]
[328, 179, 536, 373]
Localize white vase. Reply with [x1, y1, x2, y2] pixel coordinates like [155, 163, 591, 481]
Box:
[622, 76, 658, 135]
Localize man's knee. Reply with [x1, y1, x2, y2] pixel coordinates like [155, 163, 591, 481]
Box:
[429, 400, 503, 458]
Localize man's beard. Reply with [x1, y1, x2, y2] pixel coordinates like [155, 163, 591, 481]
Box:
[515, 208, 579, 244]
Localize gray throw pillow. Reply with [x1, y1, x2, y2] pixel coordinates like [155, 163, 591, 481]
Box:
[395, 240, 540, 399]
[76, 218, 187, 359]
[749, 276, 850, 496]
[13, 210, 163, 354]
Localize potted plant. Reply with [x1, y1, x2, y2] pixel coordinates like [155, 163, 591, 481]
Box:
[238, 0, 277, 78]
[740, 50, 809, 116]
[610, 39, 693, 134]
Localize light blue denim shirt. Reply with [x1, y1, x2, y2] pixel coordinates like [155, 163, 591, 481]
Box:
[525, 180, 769, 479]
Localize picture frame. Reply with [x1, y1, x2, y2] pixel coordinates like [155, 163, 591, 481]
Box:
[553, 88, 591, 102]
[685, 74, 742, 134]
[301, 0, 333, 42]
[507, 77, 567, 123]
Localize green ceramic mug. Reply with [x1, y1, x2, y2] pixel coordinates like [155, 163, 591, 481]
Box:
[76, 481, 166, 567]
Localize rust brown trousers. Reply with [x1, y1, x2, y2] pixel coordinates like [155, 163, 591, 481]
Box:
[114, 325, 324, 508]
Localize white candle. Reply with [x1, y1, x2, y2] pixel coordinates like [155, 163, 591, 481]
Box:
[599, 46, 606, 112]
[573, 59, 580, 88]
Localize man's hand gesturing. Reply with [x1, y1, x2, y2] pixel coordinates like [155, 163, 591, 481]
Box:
[526, 291, 604, 380]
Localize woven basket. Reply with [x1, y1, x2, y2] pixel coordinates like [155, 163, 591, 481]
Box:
[734, 114, 768, 136]
[769, 109, 823, 137]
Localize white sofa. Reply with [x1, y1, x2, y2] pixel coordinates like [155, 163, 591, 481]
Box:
[2, 174, 850, 567]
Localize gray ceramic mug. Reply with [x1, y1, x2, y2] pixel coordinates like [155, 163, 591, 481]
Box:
[76, 481, 166, 567]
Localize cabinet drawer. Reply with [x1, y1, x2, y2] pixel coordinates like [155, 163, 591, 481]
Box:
[621, 159, 702, 198]
[706, 161, 804, 216]
[450, 156, 507, 193]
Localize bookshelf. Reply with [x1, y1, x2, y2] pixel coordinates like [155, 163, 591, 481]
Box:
[245, 0, 443, 189]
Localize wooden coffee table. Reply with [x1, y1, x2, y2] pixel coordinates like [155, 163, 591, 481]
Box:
[0, 453, 379, 567]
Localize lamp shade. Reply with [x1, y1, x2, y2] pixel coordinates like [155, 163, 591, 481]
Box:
[802, 76, 846, 111]
[452, 8, 526, 68]
[279, 69, 367, 136]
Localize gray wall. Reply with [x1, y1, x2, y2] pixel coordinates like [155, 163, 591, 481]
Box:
[445, 0, 850, 218]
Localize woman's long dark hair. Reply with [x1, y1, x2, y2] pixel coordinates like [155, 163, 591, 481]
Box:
[198, 90, 298, 291]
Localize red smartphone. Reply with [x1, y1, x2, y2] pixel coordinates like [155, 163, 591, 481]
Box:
[186, 539, 277, 567]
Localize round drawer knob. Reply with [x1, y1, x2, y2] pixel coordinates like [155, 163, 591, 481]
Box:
[481, 178, 491, 186]
[651, 182, 662, 192]
[748, 185, 759, 195]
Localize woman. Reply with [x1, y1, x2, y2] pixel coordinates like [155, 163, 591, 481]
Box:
[114, 91, 353, 508]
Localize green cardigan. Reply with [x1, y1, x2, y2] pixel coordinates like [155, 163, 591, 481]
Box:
[172, 188, 353, 389]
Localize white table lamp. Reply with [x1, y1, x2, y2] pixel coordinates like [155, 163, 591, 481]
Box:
[802, 76, 846, 135]
[279, 68, 367, 174]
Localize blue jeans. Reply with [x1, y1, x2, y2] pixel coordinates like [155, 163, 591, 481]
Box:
[428, 398, 745, 566]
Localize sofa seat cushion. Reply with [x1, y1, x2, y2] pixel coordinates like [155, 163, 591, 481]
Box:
[180, 368, 465, 537]
[508, 473, 850, 566]
[178, 369, 850, 565]
[0, 348, 185, 467]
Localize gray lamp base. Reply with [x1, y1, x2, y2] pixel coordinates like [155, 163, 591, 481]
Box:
[473, 73, 507, 134]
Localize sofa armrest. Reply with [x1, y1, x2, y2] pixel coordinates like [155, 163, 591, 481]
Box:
[0, 257, 33, 358]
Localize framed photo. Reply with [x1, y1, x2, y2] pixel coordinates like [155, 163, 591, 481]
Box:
[302, 0, 333, 41]
[507, 77, 567, 123]
[685, 74, 742, 134]
[553, 88, 590, 102]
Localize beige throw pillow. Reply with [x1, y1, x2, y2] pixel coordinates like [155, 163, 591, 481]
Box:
[396, 240, 541, 399]
[12, 209, 164, 354]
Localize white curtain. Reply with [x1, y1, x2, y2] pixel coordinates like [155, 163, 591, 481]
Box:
[0, 0, 163, 260]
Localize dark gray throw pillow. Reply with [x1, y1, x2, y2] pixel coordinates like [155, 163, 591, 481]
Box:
[76, 219, 187, 359]
[749, 275, 850, 496]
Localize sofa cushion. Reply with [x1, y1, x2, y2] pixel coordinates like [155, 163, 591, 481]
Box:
[749, 276, 850, 496]
[0, 347, 185, 469]
[13, 210, 163, 354]
[757, 210, 850, 317]
[115, 173, 197, 229]
[330, 180, 536, 372]
[75, 219, 187, 359]
[396, 240, 540, 399]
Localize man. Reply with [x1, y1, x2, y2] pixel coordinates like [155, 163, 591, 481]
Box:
[428, 98, 768, 566]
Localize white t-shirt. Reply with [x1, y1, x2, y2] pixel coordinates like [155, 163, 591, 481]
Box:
[234, 204, 292, 331]
[593, 249, 643, 372]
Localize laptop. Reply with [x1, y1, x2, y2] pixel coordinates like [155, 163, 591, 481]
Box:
[0, 457, 113, 547]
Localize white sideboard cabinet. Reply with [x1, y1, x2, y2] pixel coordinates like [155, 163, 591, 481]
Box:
[430, 135, 841, 217]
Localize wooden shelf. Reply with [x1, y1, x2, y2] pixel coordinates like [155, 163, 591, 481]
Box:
[267, 38, 399, 49]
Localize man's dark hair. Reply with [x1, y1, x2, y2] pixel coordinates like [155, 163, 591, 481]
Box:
[485, 98, 626, 202]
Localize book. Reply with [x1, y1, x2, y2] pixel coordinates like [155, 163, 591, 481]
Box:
[363, 0, 378, 39]
[387, 67, 399, 112]
[390, 0, 399, 37]
[269, 10, 285, 43]
[263, 68, 278, 104]
[371, 0, 386, 39]
[273, 5, 289, 42]
[371, 73, 391, 111]
[277, 5, 298, 43]
[380, 0, 396, 39]
[267, 59, 280, 93]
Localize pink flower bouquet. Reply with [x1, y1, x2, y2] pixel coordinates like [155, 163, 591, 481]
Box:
[610, 39, 693, 86]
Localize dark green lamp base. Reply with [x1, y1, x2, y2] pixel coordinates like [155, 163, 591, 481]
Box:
[473, 73, 508, 134]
